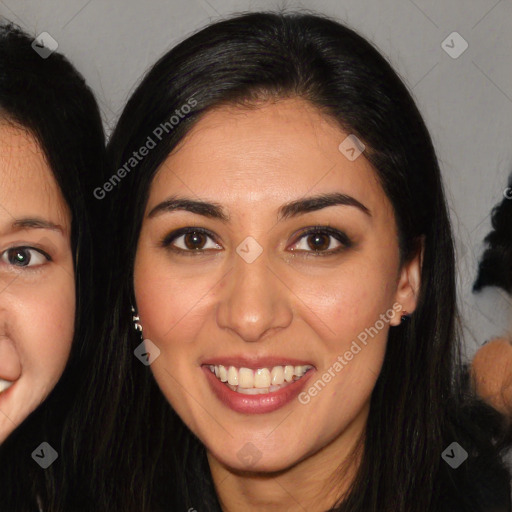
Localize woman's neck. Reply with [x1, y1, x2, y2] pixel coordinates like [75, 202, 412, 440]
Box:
[207, 403, 368, 512]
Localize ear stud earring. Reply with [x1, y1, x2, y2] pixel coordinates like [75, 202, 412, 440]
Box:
[131, 305, 143, 333]
[400, 311, 411, 323]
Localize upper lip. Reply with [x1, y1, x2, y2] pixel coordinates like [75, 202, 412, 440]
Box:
[201, 356, 315, 369]
[0, 376, 17, 383]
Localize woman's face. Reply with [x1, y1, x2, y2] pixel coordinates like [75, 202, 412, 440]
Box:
[134, 98, 420, 474]
[0, 122, 75, 443]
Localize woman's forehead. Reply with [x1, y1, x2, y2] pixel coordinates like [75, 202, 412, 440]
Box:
[0, 122, 71, 231]
[147, 99, 385, 214]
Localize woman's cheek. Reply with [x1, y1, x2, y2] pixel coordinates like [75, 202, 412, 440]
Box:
[19, 273, 75, 381]
[305, 273, 390, 337]
[135, 259, 218, 344]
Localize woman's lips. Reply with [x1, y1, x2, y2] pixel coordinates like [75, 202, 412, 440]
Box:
[202, 364, 315, 414]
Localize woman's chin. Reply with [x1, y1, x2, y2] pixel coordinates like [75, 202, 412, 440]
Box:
[207, 444, 304, 474]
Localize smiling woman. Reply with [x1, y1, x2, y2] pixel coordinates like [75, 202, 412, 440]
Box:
[0, 20, 105, 510]
[80, 10, 511, 512]
[0, 121, 75, 442]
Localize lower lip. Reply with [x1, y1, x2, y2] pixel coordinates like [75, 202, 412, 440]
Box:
[202, 366, 315, 414]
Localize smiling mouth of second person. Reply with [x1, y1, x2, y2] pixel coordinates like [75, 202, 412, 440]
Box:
[0, 378, 15, 395]
[206, 364, 314, 395]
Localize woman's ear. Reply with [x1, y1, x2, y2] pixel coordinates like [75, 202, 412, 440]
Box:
[390, 237, 424, 326]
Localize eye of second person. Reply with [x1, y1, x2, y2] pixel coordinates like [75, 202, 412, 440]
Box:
[1, 247, 48, 267]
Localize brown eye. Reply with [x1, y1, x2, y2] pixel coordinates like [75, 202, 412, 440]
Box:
[183, 231, 207, 250]
[161, 227, 222, 254]
[306, 233, 331, 251]
[289, 226, 353, 255]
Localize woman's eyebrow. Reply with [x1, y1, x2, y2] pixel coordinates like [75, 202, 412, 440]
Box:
[147, 192, 371, 222]
[10, 217, 64, 234]
[148, 197, 229, 221]
[278, 193, 371, 220]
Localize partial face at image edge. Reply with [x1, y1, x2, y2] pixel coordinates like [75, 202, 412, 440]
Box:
[0, 122, 75, 443]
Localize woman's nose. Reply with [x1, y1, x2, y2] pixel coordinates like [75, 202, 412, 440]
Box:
[215, 241, 293, 343]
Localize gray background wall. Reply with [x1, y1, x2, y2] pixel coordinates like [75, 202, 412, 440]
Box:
[2, 0, 511, 359]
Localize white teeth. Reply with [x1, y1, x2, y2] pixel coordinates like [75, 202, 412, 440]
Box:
[0, 379, 14, 394]
[270, 366, 284, 385]
[238, 368, 254, 388]
[237, 387, 270, 395]
[219, 365, 228, 382]
[227, 366, 238, 386]
[208, 364, 313, 394]
[254, 368, 271, 388]
[294, 365, 306, 378]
